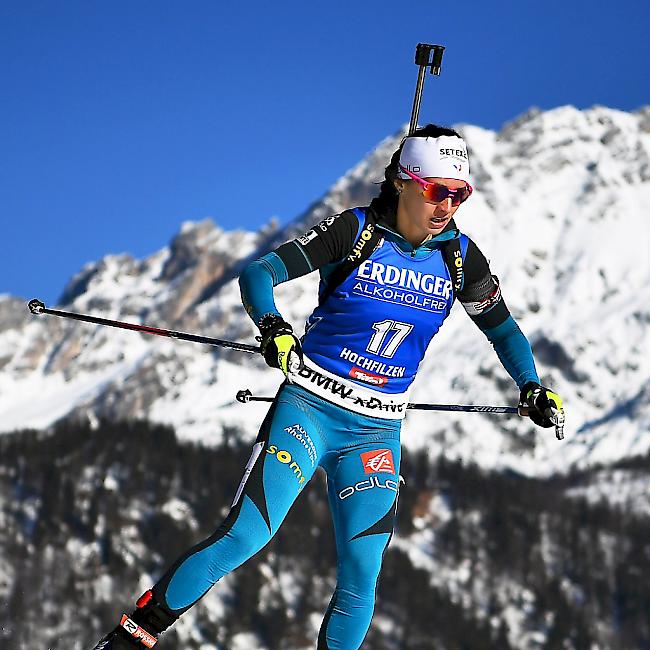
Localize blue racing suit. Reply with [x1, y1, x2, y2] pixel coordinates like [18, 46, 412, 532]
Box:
[153, 383, 400, 649]
[149, 200, 540, 649]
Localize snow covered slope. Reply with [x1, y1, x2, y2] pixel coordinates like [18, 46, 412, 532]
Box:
[2, 105, 649, 476]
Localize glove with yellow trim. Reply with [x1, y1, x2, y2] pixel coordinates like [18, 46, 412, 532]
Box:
[258, 314, 304, 377]
[519, 381, 564, 429]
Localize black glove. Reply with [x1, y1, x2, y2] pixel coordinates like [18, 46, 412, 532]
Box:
[519, 381, 564, 428]
[258, 314, 304, 376]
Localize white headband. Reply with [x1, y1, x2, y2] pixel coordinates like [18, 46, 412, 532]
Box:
[398, 135, 471, 183]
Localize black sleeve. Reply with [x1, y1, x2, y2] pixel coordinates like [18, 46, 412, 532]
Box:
[272, 210, 359, 278]
[456, 238, 511, 330]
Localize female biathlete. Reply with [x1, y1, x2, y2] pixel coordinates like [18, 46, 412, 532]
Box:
[93, 125, 564, 649]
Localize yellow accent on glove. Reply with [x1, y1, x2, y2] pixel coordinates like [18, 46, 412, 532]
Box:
[545, 390, 564, 412]
[275, 334, 298, 376]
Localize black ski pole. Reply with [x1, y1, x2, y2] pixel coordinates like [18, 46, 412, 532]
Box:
[27, 299, 260, 354]
[408, 43, 446, 135]
[236, 388, 516, 412]
[236, 390, 564, 440]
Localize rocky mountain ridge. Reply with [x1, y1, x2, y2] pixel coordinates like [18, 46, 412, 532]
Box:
[2, 104, 650, 476]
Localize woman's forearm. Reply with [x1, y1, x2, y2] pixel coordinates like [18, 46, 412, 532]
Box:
[239, 252, 289, 326]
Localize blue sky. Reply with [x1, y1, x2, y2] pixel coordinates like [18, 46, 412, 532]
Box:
[2, 0, 648, 305]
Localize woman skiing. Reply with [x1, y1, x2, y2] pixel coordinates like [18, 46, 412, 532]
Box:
[93, 124, 564, 649]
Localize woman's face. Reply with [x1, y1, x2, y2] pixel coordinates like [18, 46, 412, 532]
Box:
[396, 177, 467, 241]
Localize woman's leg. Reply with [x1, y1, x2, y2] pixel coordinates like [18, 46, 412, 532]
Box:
[93, 387, 324, 647]
[154, 390, 323, 612]
[318, 438, 401, 650]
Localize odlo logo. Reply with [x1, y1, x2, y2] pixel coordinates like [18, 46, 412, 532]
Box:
[267, 445, 306, 487]
[360, 449, 395, 474]
[338, 476, 398, 500]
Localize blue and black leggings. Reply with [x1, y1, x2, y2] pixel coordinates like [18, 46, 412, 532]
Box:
[151, 383, 402, 649]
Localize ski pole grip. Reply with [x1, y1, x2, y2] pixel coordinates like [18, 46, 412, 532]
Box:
[551, 407, 565, 441]
[28, 298, 46, 315]
[518, 404, 565, 440]
[236, 389, 253, 404]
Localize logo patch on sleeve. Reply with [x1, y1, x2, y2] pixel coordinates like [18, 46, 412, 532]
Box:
[360, 449, 396, 474]
[297, 229, 318, 245]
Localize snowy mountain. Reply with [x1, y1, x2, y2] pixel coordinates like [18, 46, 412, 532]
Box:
[3, 105, 650, 650]
[2, 105, 650, 476]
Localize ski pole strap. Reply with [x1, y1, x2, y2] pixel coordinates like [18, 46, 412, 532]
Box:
[549, 407, 565, 440]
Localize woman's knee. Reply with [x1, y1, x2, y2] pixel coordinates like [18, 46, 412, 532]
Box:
[223, 518, 272, 556]
[200, 508, 274, 577]
[337, 541, 386, 591]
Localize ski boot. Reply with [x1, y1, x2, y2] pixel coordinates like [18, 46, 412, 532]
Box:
[91, 590, 177, 649]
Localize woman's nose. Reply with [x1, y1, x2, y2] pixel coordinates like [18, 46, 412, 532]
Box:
[435, 198, 453, 213]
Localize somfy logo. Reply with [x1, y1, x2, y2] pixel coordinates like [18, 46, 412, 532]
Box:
[266, 445, 307, 487]
[348, 223, 376, 261]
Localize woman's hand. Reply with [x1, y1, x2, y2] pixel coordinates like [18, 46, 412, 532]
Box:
[258, 314, 304, 377]
[519, 382, 564, 428]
